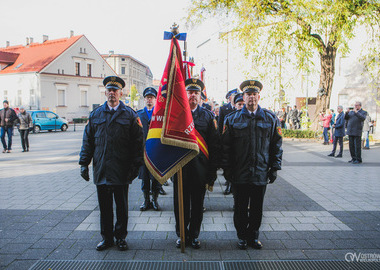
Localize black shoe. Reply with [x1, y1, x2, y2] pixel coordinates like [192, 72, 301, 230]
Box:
[327, 153, 334, 157]
[116, 239, 128, 251]
[151, 192, 160, 211]
[248, 239, 263, 249]
[22, 149, 26, 152]
[348, 159, 355, 163]
[96, 240, 114, 251]
[335, 154, 342, 158]
[237, 239, 247, 250]
[26, 148, 29, 152]
[191, 238, 201, 249]
[353, 160, 362, 164]
[159, 187, 166, 195]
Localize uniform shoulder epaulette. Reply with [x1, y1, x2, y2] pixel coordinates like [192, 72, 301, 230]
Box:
[262, 108, 277, 121]
[89, 105, 102, 117]
[225, 109, 239, 119]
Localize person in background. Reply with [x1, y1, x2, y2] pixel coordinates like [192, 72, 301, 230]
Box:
[320, 110, 332, 145]
[362, 113, 371, 150]
[277, 107, 286, 129]
[234, 93, 244, 110]
[328, 106, 345, 158]
[345, 101, 367, 164]
[0, 100, 18, 153]
[17, 106, 33, 152]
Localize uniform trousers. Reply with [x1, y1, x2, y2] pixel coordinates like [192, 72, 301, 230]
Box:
[233, 184, 266, 241]
[349, 135, 362, 162]
[140, 165, 162, 193]
[173, 175, 206, 240]
[96, 184, 129, 241]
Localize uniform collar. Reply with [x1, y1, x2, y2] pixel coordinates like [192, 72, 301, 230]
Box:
[101, 101, 126, 112]
[241, 105, 265, 119]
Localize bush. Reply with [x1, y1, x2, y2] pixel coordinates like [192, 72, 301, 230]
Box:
[282, 129, 321, 139]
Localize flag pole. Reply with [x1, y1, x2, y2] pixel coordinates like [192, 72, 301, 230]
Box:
[170, 23, 186, 253]
[178, 168, 185, 253]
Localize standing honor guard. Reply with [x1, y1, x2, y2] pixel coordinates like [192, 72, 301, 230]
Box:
[222, 80, 283, 250]
[79, 76, 143, 251]
[173, 78, 220, 249]
[138, 87, 164, 211]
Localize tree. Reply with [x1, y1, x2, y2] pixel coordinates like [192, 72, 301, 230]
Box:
[187, 0, 380, 128]
[129, 84, 138, 107]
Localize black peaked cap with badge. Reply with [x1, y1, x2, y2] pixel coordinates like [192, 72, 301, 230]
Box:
[225, 88, 238, 99]
[185, 78, 205, 92]
[234, 93, 243, 104]
[103, 76, 126, 90]
[143, 87, 157, 97]
[240, 80, 263, 93]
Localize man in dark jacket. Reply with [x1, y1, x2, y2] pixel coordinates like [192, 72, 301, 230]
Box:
[137, 87, 163, 211]
[222, 80, 283, 250]
[0, 100, 18, 153]
[218, 89, 237, 195]
[345, 102, 367, 164]
[173, 78, 220, 249]
[79, 76, 143, 251]
[328, 106, 345, 158]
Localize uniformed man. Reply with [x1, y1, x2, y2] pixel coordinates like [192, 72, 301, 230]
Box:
[173, 78, 220, 249]
[218, 89, 237, 195]
[201, 92, 212, 111]
[222, 80, 283, 250]
[137, 87, 164, 211]
[218, 88, 237, 134]
[79, 76, 143, 251]
[234, 93, 244, 110]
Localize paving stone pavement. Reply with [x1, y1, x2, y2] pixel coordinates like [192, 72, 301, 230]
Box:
[0, 128, 379, 269]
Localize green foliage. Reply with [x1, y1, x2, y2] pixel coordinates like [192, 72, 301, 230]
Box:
[283, 129, 321, 138]
[129, 85, 138, 105]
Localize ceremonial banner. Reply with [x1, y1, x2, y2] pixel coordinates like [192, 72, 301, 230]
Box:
[183, 61, 195, 80]
[144, 38, 199, 184]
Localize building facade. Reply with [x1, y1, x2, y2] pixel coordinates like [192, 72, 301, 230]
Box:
[0, 34, 117, 121]
[102, 53, 153, 109]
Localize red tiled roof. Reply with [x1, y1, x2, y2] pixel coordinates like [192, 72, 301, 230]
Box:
[0, 51, 20, 64]
[0, 35, 83, 74]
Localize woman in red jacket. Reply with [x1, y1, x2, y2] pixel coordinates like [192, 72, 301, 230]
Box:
[320, 110, 332, 145]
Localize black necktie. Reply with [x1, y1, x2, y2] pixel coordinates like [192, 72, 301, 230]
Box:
[110, 109, 115, 115]
[251, 112, 255, 117]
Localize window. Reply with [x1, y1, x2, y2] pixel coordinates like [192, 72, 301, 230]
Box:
[80, 47, 83, 53]
[81, 90, 88, 106]
[3, 90, 8, 101]
[121, 66, 126, 75]
[46, 112, 56, 119]
[58, 69, 60, 74]
[58, 89, 66, 106]
[35, 112, 46, 118]
[87, 64, 92, 77]
[17, 90, 22, 106]
[30, 89, 36, 106]
[75, 62, 80, 76]
[121, 58, 125, 61]
[62, 69, 64, 74]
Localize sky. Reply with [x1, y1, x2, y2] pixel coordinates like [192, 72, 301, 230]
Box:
[0, 0, 197, 79]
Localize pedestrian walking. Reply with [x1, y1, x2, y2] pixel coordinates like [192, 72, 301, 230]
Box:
[276, 107, 286, 129]
[17, 106, 33, 152]
[0, 100, 18, 153]
[173, 78, 220, 249]
[328, 106, 345, 158]
[137, 87, 164, 211]
[79, 76, 143, 251]
[222, 80, 283, 250]
[345, 101, 367, 164]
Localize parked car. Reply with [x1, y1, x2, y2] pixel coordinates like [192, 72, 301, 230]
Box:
[30, 110, 68, 133]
